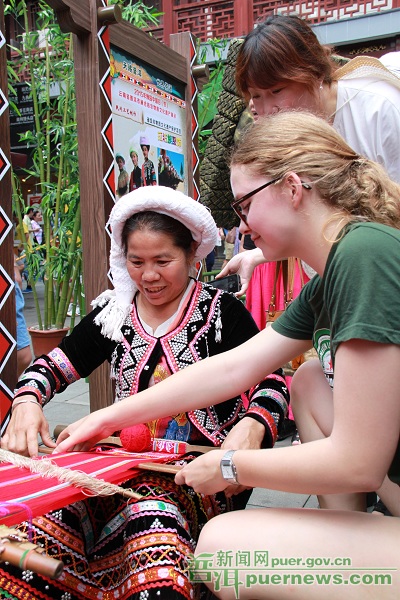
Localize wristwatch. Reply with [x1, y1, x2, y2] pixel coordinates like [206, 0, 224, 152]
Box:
[220, 450, 239, 485]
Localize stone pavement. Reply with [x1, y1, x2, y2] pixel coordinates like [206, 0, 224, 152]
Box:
[21, 281, 318, 511]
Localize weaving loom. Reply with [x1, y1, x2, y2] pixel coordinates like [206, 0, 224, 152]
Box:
[0, 447, 183, 578]
[0, 525, 64, 579]
[0, 447, 182, 528]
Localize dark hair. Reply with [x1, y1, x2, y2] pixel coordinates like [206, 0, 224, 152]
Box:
[26, 207, 34, 215]
[32, 209, 40, 218]
[235, 14, 335, 100]
[121, 211, 197, 257]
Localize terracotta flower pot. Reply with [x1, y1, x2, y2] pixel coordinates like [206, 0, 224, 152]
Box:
[28, 327, 69, 358]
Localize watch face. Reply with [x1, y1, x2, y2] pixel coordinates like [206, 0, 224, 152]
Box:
[221, 464, 234, 479]
[220, 451, 238, 483]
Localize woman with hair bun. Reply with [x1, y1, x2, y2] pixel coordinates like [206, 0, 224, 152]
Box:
[235, 14, 400, 182]
[183, 110, 400, 598]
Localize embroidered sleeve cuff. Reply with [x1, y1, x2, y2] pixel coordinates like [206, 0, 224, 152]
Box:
[13, 385, 43, 406]
[245, 406, 278, 448]
[247, 380, 290, 447]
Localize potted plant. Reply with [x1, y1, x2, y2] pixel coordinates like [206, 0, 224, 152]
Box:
[8, 0, 81, 355]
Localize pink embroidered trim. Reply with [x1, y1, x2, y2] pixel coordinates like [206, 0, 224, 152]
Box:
[251, 388, 288, 416]
[247, 405, 278, 444]
[47, 348, 80, 384]
[14, 385, 42, 405]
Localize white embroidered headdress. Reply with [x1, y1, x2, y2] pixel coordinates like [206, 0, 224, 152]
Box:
[92, 186, 218, 341]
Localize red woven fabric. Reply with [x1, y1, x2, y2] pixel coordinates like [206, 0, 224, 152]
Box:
[0, 449, 179, 526]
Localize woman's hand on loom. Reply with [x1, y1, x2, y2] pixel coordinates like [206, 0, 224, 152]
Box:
[1, 397, 56, 457]
[216, 248, 266, 297]
[175, 418, 263, 496]
[53, 411, 116, 454]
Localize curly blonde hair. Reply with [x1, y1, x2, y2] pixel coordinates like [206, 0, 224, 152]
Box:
[230, 111, 400, 229]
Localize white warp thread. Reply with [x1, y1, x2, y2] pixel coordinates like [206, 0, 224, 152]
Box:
[0, 449, 141, 500]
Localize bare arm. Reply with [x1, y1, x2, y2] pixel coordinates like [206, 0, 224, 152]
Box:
[54, 327, 309, 453]
[375, 476, 400, 517]
[175, 340, 400, 497]
[220, 416, 266, 497]
[14, 256, 23, 288]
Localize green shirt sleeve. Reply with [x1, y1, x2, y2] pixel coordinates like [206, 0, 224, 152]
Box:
[324, 223, 400, 356]
[271, 276, 318, 341]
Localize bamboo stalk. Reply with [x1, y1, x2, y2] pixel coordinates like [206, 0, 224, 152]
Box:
[53, 36, 73, 235]
[55, 204, 81, 328]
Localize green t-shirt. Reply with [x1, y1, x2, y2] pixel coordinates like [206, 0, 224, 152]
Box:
[273, 222, 400, 482]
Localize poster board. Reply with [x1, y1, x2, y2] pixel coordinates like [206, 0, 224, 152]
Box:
[106, 22, 196, 205]
[110, 45, 186, 197]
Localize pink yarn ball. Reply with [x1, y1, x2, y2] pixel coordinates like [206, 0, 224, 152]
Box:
[120, 424, 152, 452]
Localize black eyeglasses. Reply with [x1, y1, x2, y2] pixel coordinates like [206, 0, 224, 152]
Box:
[231, 178, 312, 224]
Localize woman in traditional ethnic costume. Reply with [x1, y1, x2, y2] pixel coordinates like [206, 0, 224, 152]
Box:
[1, 186, 289, 600]
[54, 111, 400, 600]
[140, 137, 157, 187]
[129, 149, 142, 192]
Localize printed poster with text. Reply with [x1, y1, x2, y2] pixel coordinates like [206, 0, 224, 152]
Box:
[110, 45, 186, 199]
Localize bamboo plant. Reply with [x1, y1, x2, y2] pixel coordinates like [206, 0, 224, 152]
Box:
[7, 0, 81, 330]
[197, 38, 228, 159]
[7, 0, 166, 331]
[8, 1, 225, 330]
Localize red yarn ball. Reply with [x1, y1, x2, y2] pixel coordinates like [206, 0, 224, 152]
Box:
[120, 424, 152, 452]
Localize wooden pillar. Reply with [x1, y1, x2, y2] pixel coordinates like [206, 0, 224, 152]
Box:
[234, 0, 254, 37]
[170, 32, 199, 200]
[162, 0, 174, 45]
[0, 0, 17, 432]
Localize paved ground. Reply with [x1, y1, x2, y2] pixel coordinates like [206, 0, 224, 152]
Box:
[21, 281, 318, 511]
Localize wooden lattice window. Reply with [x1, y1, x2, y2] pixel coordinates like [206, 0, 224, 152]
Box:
[253, 0, 396, 25]
[174, 0, 235, 40]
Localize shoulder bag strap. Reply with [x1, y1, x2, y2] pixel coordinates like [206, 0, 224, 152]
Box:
[285, 258, 296, 307]
[296, 258, 305, 289]
[268, 261, 282, 318]
[281, 259, 289, 307]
